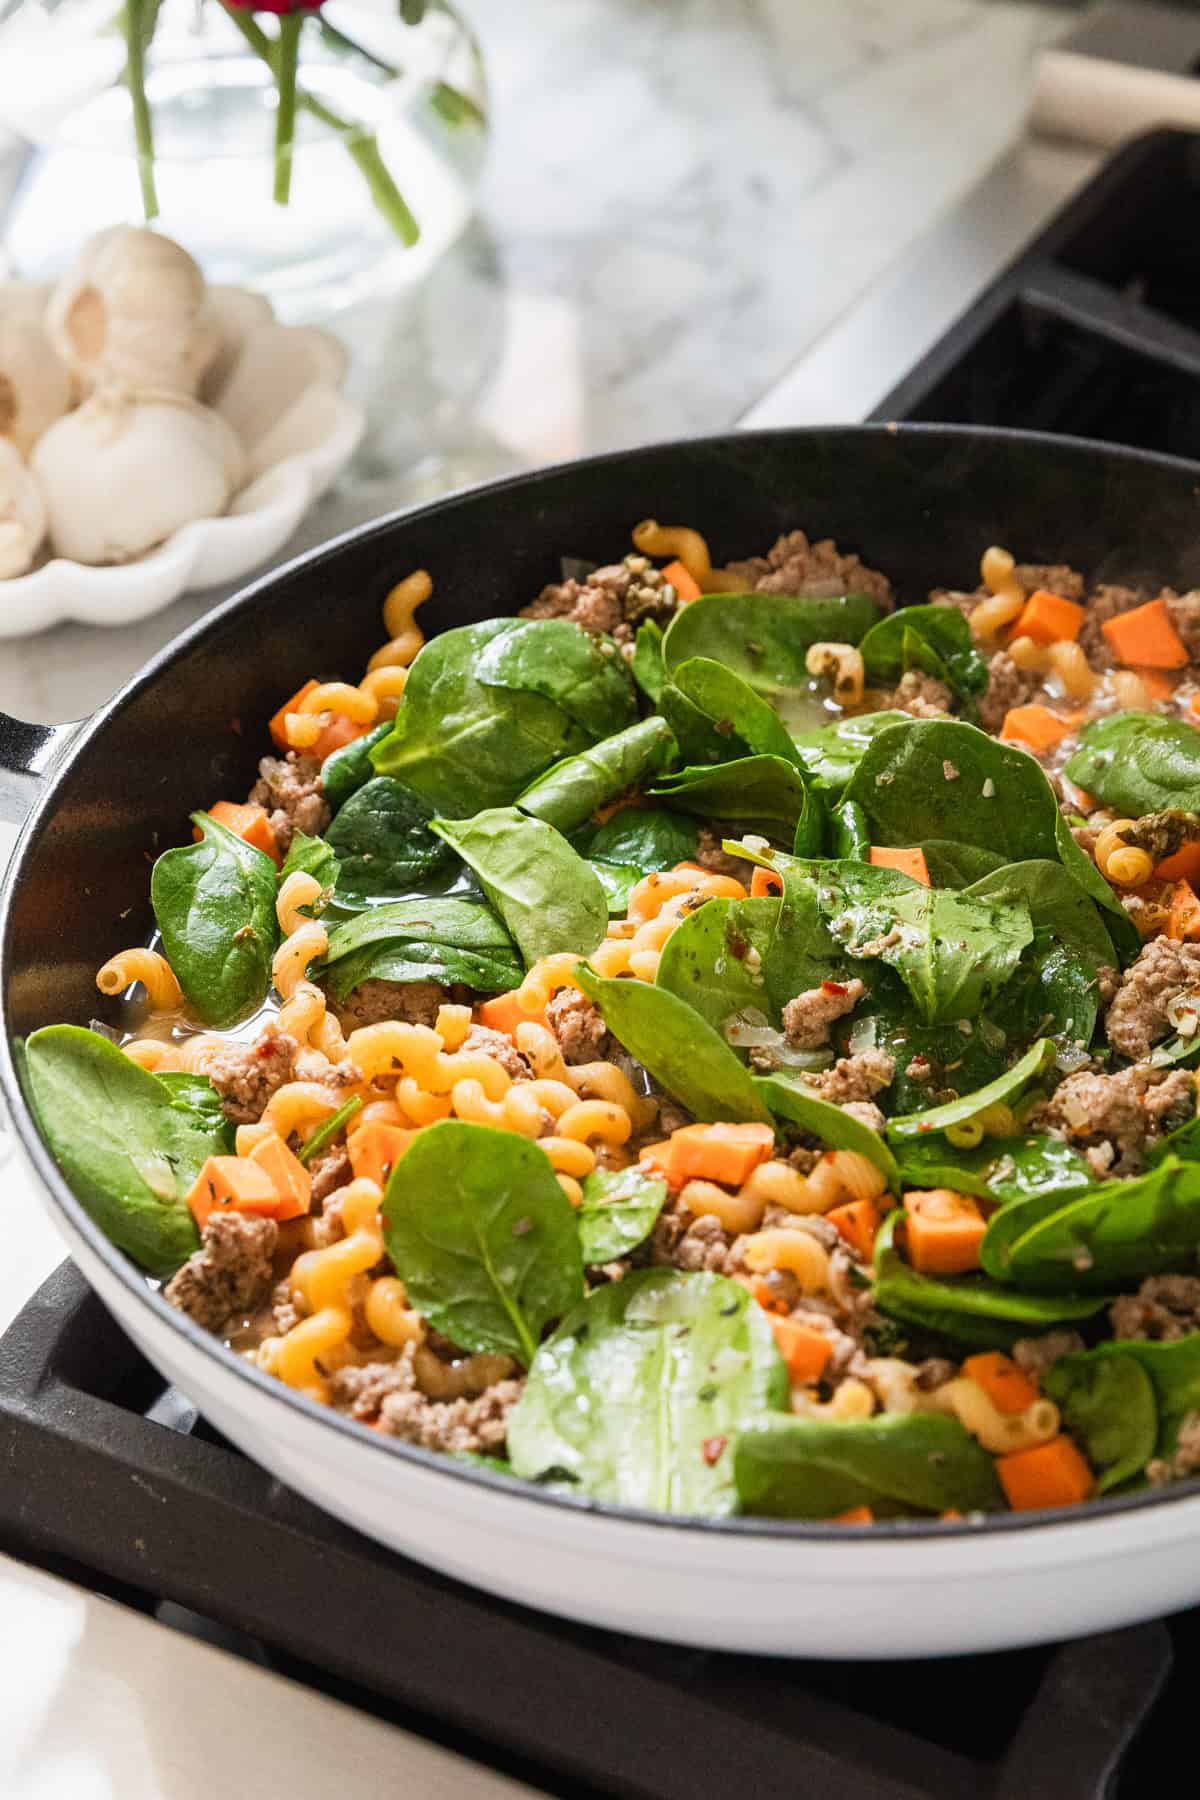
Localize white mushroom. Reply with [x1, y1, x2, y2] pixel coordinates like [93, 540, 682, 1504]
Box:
[0, 289, 72, 456]
[214, 322, 347, 452]
[0, 438, 47, 578]
[45, 227, 219, 396]
[199, 284, 275, 404]
[31, 389, 244, 565]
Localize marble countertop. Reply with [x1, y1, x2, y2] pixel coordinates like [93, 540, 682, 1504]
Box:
[0, 2, 1070, 1793]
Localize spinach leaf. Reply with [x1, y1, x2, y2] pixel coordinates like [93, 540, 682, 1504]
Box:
[872, 1210, 1108, 1348]
[919, 842, 1009, 888]
[734, 1411, 1004, 1518]
[1080, 1336, 1200, 1470]
[858, 604, 988, 699]
[964, 860, 1116, 969]
[151, 811, 278, 1029]
[318, 899, 523, 1001]
[830, 799, 869, 861]
[321, 720, 392, 810]
[672, 657, 800, 765]
[659, 680, 749, 767]
[844, 719, 1060, 862]
[984, 1154, 1200, 1292]
[23, 1025, 215, 1276]
[475, 617, 637, 739]
[893, 1132, 1093, 1205]
[1043, 1352, 1158, 1493]
[1066, 712, 1200, 817]
[754, 1070, 898, 1186]
[650, 756, 816, 844]
[576, 966, 773, 1124]
[886, 1038, 1056, 1141]
[791, 710, 911, 795]
[661, 592, 885, 734]
[988, 933, 1102, 1048]
[584, 805, 700, 874]
[1054, 815, 1141, 964]
[155, 1071, 236, 1151]
[631, 619, 666, 705]
[325, 776, 455, 899]
[279, 829, 339, 903]
[508, 1269, 788, 1514]
[296, 1094, 363, 1167]
[372, 620, 591, 817]
[515, 717, 676, 836]
[855, 1006, 1010, 1116]
[588, 858, 643, 915]
[432, 808, 608, 966]
[656, 894, 843, 1040]
[578, 1167, 667, 1265]
[381, 1120, 583, 1365]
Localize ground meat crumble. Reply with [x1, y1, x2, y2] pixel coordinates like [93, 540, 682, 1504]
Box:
[1104, 937, 1200, 1062]
[247, 751, 329, 854]
[723, 530, 893, 609]
[165, 1213, 278, 1333]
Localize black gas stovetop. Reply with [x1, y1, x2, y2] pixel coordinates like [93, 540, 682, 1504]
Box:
[5, 127, 1200, 1800]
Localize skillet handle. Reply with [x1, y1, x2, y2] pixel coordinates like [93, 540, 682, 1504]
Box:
[0, 712, 85, 827]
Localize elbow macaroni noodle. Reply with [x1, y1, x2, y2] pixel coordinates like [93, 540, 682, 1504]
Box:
[98, 948, 182, 1013]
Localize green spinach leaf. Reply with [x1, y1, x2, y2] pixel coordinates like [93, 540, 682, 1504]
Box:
[23, 1025, 215, 1276]
[321, 720, 392, 810]
[578, 1167, 667, 1265]
[381, 1120, 583, 1365]
[830, 799, 870, 861]
[893, 1132, 1093, 1205]
[1043, 1351, 1158, 1493]
[919, 842, 1009, 888]
[151, 811, 278, 1029]
[754, 1070, 898, 1186]
[475, 617, 637, 740]
[659, 680, 749, 767]
[325, 776, 455, 898]
[886, 1038, 1056, 1141]
[791, 710, 912, 796]
[964, 860, 1116, 969]
[656, 894, 843, 1040]
[650, 756, 816, 844]
[588, 858, 644, 915]
[1066, 712, 1200, 817]
[508, 1269, 788, 1514]
[858, 604, 988, 698]
[372, 620, 591, 817]
[583, 805, 700, 874]
[576, 966, 773, 1124]
[631, 619, 666, 704]
[672, 657, 800, 765]
[734, 1411, 1004, 1518]
[155, 1071, 235, 1151]
[318, 899, 523, 1002]
[279, 829, 339, 904]
[432, 809, 608, 966]
[1054, 815, 1141, 964]
[515, 717, 676, 836]
[1078, 1336, 1200, 1470]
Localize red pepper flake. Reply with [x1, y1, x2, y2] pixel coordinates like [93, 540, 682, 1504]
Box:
[702, 1436, 728, 1466]
[822, 980, 848, 996]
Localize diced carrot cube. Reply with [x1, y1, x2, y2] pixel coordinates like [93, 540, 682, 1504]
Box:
[751, 1275, 790, 1316]
[832, 1506, 874, 1524]
[1133, 667, 1174, 702]
[827, 1198, 883, 1262]
[961, 1351, 1039, 1415]
[185, 1155, 281, 1230]
[1167, 878, 1200, 944]
[1011, 589, 1085, 645]
[269, 679, 319, 751]
[1102, 597, 1189, 670]
[1155, 842, 1200, 884]
[750, 866, 785, 898]
[478, 991, 545, 1036]
[247, 1134, 312, 1220]
[661, 559, 702, 602]
[770, 1315, 833, 1384]
[198, 801, 281, 869]
[664, 1121, 776, 1189]
[638, 1140, 675, 1182]
[348, 1123, 416, 1190]
[869, 846, 929, 885]
[1000, 704, 1082, 752]
[904, 1189, 986, 1276]
[997, 1436, 1094, 1511]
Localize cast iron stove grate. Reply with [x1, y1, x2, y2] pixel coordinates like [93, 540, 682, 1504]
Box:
[0, 1263, 1180, 1800]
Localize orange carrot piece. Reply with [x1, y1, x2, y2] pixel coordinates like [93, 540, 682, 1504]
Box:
[961, 1351, 1039, 1415]
[904, 1189, 986, 1276]
[638, 1140, 675, 1183]
[478, 990, 546, 1036]
[751, 866, 785, 898]
[247, 1135, 312, 1220]
[1132, 667, 1174, 702]
[1102, 596, 1188, 669]
[1155, 841, 1200, 884]
[198, 800, 281, 869]
[664, 1121, 776, 1189]
[185, 1155, 281, 1230]
[1166, 879, 1200, 944]
[869, 845, 929, 885]
[313, 715, 368, 761]
[1000, 704, 1081, 752]
[827, 1198, 883, 1262]
[997, 1436, 1094, 1511]
[751, 1275, 790, 1316]
[268, 679, 319, 750]
[770, 1316, 834, 1384]
[348, 1123, 416, 1190]
[1011, 589, 1085, 644]
[661, 559, 702, 602]
[832, 1506, 874, 1525]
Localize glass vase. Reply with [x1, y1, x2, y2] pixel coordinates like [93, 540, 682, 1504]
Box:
[0, 0, 488, 319]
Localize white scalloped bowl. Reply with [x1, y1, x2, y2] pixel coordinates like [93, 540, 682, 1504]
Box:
[0, 316, 365, 640]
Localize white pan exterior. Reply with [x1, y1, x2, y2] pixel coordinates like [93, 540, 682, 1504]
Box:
[26, 1145, 1200, 1660]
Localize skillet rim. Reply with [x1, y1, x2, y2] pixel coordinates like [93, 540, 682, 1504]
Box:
[5, 419, 1200, 1545]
